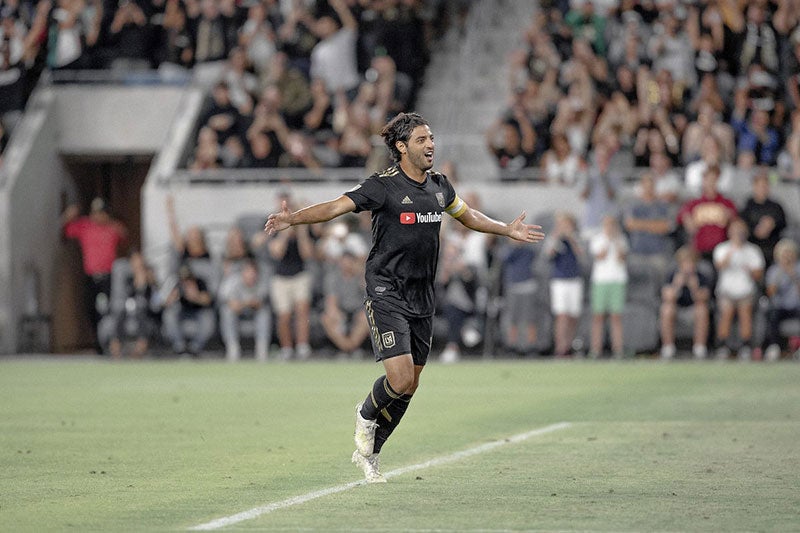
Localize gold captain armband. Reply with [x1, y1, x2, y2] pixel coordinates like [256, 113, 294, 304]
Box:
[445, 195, 468, 218]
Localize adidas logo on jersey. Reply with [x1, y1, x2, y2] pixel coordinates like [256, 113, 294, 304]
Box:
[401, 196, 413, 204]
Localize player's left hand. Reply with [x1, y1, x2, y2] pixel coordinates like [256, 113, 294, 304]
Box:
[507, 212, 545, 243]
[264, 201, 292, 235]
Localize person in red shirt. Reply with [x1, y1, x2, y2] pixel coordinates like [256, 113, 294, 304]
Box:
[62, 198, 128, 351]
[677, 165, 737, 261]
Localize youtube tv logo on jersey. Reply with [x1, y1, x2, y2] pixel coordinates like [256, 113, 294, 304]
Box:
[400, 212, 416, 224]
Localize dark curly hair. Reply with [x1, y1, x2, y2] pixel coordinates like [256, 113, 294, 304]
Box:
[380, 112, 430, 163]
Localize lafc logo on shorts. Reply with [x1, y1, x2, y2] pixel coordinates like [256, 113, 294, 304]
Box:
[381, 331, 396, 349]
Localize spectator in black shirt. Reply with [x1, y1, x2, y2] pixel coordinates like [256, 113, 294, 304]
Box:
[740, 169, 787, 266]
[264, 112, 544, 483]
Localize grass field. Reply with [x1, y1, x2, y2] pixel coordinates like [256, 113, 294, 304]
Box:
[1, 358, 799, 532]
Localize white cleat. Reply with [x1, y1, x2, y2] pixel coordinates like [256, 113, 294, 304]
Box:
[354, 402, 378, 457]
[352, 450, 386, 483]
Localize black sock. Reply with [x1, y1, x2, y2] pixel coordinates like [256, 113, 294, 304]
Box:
[373, 393, 413, 454]
[359, 375, 401, 421]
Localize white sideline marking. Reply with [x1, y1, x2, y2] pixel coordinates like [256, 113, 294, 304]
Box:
[188, 422, 572, 531]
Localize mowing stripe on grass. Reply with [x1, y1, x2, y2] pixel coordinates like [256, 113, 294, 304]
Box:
[188, 421, 572, 531]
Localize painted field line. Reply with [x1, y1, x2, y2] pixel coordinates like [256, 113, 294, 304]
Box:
[188, 421, 572, 531]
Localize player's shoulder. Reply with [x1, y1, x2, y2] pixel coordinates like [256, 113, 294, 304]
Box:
[375, 165, 400, 179]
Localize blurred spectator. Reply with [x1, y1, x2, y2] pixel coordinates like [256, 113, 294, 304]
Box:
[578, 135, 622, 238]
[732, 108, 780, 167]
[712, 218, 765, 361]
[237, 0, 276, 77]
[739, 170, 787, 266]
[541, 132, 586, 185]
[762, 238, 800, 362]
[659, 245, 712, 360]
[62, 198, 128, 351]
[268, 191, 314, 360]
[684, 135, 737, 198]
[736, 3, 779, 75]
[105, 0, 154, 70]
[438, 229, 480, 364]
[219, 258, 270, 361]
[320, 249, 369, 358]
[647, 11, 694, 86]
[106, 251, 160, 359]
[162, 263, 216, 356]
[564, 1, 606, 55]
[191, 0, 232, 64]
[544, 211, 584, 357]
[778, 109, 800, 180]
[486, 106, 538, 177]
[677, 165, 737, 260]
[623, 172, 674, 277]
[588, 215, 628, 359]
[498, 239, 538, 355]
[153, 0, 194, 69]
[648, 151, 682, 205]
[218, 225, 254, 298]
[682, 102, 735, 165]
[166, 194, 211, 265]
[309, 0, 359, 97]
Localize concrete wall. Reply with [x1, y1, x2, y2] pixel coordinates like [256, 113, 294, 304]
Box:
[55, 86, 186, 155]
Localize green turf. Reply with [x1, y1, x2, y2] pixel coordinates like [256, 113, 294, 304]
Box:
[1, 359, 798, 532]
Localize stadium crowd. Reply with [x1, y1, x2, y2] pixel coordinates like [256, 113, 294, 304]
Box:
[39, 0, 800, 361]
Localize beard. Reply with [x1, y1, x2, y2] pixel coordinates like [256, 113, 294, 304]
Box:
[408, 149, 433, 171]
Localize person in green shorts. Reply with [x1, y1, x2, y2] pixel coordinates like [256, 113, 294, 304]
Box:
[589, 215, 629, 358]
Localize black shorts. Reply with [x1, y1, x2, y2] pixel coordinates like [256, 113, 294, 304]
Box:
[364, 299, 432, 366]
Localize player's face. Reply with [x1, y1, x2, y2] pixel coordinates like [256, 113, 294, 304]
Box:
[403, 125, 435, 172]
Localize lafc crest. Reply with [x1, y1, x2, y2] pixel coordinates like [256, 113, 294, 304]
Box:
[435, 192, 445, 208]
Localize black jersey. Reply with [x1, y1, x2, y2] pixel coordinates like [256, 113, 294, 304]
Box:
[344, 165, 467, 317]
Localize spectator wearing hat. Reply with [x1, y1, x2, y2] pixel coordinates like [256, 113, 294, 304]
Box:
[62, 198, 128, 350]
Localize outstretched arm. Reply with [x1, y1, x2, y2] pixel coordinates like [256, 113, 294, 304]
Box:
[455, 206, 545, 243]
[264, 195, 356, 235]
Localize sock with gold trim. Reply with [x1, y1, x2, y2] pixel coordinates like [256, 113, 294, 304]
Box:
[373, 393, 412, 454]
[359, 375, 401, 421]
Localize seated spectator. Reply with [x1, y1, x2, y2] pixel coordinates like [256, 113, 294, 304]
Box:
[684, 135, 736, 198]
[659, 246, 712, 360]
[712, 218, 765, 361]
[588, 215, 628, 359]
[498, 239, 538, 355]
[62, 198, 128, 352]
[762, 239, 800, 362]
[544, 211, 584, 357]
[218, 226, 254, 297]
[162, 263, 216, 356]
[623, 173, 674, 278]
[107, 251, 160, 359]
[739, 170, 787, 266]
[219, 259, 270, 361]
[541, 132, 586, 186]
[732, 108, 780, 167]
[677, 165, 737, 261]
[438, 233, 481, 364]
[320, 250, 369, 358]
[486, 106, 538, 177]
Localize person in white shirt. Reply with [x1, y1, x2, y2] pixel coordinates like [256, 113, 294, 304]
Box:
[309, 0, 360, 96]
[712, 218, 765, 360]
[589, 215, 628, 358]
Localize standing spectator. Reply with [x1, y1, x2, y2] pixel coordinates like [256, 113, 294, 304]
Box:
[739, 170, 787, 266]
[579, 136, 622, 239]
[438, 230, 480, 363]
[649, 151, 682, 205]
[162, 263, 216, 356]
[320, 250, 369, 358]
[105, 0, 154, 70]
[62, 198, 128, 351]
[166, 194, 211, 265]
[106, 251, 160, 359]
[486, 108, 538, 177]
[309, 0, 359, 97]
[545, 211, 584, 357]
[712, 219, 765, 361]
[191, 0, 230, 64]
[220, 259, 270, 361]
[498, 239, 538, 355]
[623, 173, 674, 278]
[762, 239, 800, 362]
[564, 1, 606, 55]
[268, 192, 314, 360]
[588, 215, 628, 359]
[677, 165, 737, 261]
[659, 246, 712, 360]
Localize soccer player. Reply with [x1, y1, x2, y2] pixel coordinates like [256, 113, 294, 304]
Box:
[264, 112, 544, 482]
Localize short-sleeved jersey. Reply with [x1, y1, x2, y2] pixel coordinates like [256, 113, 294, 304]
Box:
[344, 165, 467, 317]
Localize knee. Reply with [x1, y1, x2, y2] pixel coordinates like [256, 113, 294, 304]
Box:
[387, 368, 415, 394]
